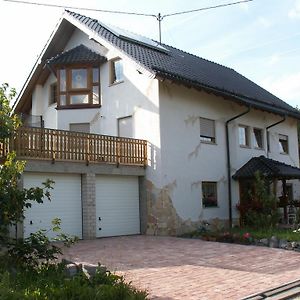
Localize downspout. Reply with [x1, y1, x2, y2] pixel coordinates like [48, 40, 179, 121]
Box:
[266, 115, 286, 158]
[226, 106, 251, 229]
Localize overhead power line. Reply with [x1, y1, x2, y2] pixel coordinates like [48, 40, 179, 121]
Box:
[3, 0, 254, 43]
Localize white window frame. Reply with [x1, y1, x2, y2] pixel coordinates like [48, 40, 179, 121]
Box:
[279, 134, 289, 154]
[239, 125, 250, 147]
[253, 127, 264, 149]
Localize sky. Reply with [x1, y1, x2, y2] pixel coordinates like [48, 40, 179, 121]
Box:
[0, 0, 300, 108]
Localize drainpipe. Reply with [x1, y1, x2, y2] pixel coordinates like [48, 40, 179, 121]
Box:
[266, 115, 286, 158]
[226, 106, 251, 229]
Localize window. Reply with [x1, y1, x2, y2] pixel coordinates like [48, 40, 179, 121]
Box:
[110, 59, 123, 84]
[239, 125, 249, 147]
[49, 82, 57, 105]
[69, 123, 90, 133]
[202, 182, 218, 208]
[253, 128, 263, 149]
[267, 131, 271, 152]
[200, 118, 216, 143]
[118, 116, 133, 138]
[279, 134, 289, 154]
[57, 66, 100, 108]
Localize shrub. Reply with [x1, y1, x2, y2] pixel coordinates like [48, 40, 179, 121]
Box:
[0, 263, 148, 300]
[236, 171, 279, 229]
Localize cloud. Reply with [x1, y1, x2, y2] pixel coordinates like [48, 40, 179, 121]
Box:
[288, 0, 300, 19]
[262, 72, 300, 107]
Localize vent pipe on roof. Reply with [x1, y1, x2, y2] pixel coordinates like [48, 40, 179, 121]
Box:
[225, 106, 251, 229]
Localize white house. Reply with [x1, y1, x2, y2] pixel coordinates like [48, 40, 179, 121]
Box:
[11, 10, 300, 239]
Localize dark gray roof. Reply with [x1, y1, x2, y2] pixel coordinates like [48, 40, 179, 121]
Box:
[232, 156, 300, 180]
[47, 44, 106, 66]
[65, 10, 300, 120]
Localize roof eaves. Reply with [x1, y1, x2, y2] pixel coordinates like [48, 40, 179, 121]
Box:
[153, 67, 300, 120]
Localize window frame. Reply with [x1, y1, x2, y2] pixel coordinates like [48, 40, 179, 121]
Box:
[110, 58, 124, 85]
[238, 125, 250, 148]
[200, 117, 216, 144]
[57, 64, 101, 109]
[278, 134, 289, 154]
[49, 82, 57, 106]
[202, 181, 218, 208]
[253, 127, 264, 149]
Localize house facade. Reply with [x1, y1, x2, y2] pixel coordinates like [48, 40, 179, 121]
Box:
[10, 10, 300, 239]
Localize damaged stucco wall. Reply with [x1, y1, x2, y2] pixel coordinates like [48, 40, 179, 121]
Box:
[149, 80, 300, 234]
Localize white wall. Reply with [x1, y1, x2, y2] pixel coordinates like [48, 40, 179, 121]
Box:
[158, 81, 299, 222]
[32, 27, 161, 185]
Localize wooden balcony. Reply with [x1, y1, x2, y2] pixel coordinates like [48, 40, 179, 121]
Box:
[1, 127, 147, 167]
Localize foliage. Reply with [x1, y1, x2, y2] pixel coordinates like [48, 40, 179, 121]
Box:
[0, 83, 75, 271]
[3, 218, 78, 271]
[0, 263, 148, 300]
[0, 83, 55, 242]
[236, 171, 279, 229]
[0, 83, 20, 141]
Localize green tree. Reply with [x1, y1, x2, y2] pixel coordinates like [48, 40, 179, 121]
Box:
[0, 83, 53, 243]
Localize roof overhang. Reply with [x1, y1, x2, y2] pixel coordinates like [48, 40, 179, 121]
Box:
[154, 68, 300, 121]
[232, 156, 300, 180]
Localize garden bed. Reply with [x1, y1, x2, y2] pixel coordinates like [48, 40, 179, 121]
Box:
[181, 226, 300, 251]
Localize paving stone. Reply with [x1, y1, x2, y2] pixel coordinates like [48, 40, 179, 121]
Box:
[63, 236, 300, 299]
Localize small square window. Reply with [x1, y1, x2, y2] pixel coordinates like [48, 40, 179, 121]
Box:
[253, 128, 263, 149]
[49, 82, 57, 105]
[202, 182, 218, 208]
[279, 134, 289, 154]
[200, 118, 216, 143]
[110, 59, 123, 84]
[239, 125, 249, 147]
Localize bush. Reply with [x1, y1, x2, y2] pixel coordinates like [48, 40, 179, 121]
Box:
[0, 263, 148, 300]
[236, 171, 279, 229]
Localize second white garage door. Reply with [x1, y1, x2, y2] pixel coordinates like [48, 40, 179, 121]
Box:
[96, 175, 140, 237]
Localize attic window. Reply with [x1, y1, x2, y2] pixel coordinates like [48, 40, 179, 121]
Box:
[110, 59, 123, 85]
[57, 66, 100, 108]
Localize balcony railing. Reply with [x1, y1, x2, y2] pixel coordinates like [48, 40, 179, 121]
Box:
[1, 127, 147, 167]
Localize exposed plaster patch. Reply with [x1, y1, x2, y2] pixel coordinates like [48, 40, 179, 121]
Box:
[191, 180, 202, 190]
[145, 180, 200, 236]
[184, 115, 199, 126]
[188, 141, 201, 159]
[90, 112, 101, 125]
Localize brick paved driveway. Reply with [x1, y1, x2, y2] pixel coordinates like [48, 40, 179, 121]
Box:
[63, 236, 300, 299]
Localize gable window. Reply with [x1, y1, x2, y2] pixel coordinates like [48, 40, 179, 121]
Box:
[202, 182, 218, 208]
[239, 125, 250, 147]
[110, 59, 123, 84]
[200, 118, 216, 143]
[253, 128, 263, 149]
[279, 134, 289, 154]
[57, 66, 100, 108]
[49, 82, 57, 105]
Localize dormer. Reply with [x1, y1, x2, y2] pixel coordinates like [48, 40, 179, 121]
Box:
[47, 44, 107, 109]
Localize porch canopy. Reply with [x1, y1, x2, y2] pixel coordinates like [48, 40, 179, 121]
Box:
[232, 155, 300, 181]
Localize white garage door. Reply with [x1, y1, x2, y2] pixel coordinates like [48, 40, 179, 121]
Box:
[96, 175, 140, 237]
[23, 173, 82, 239]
